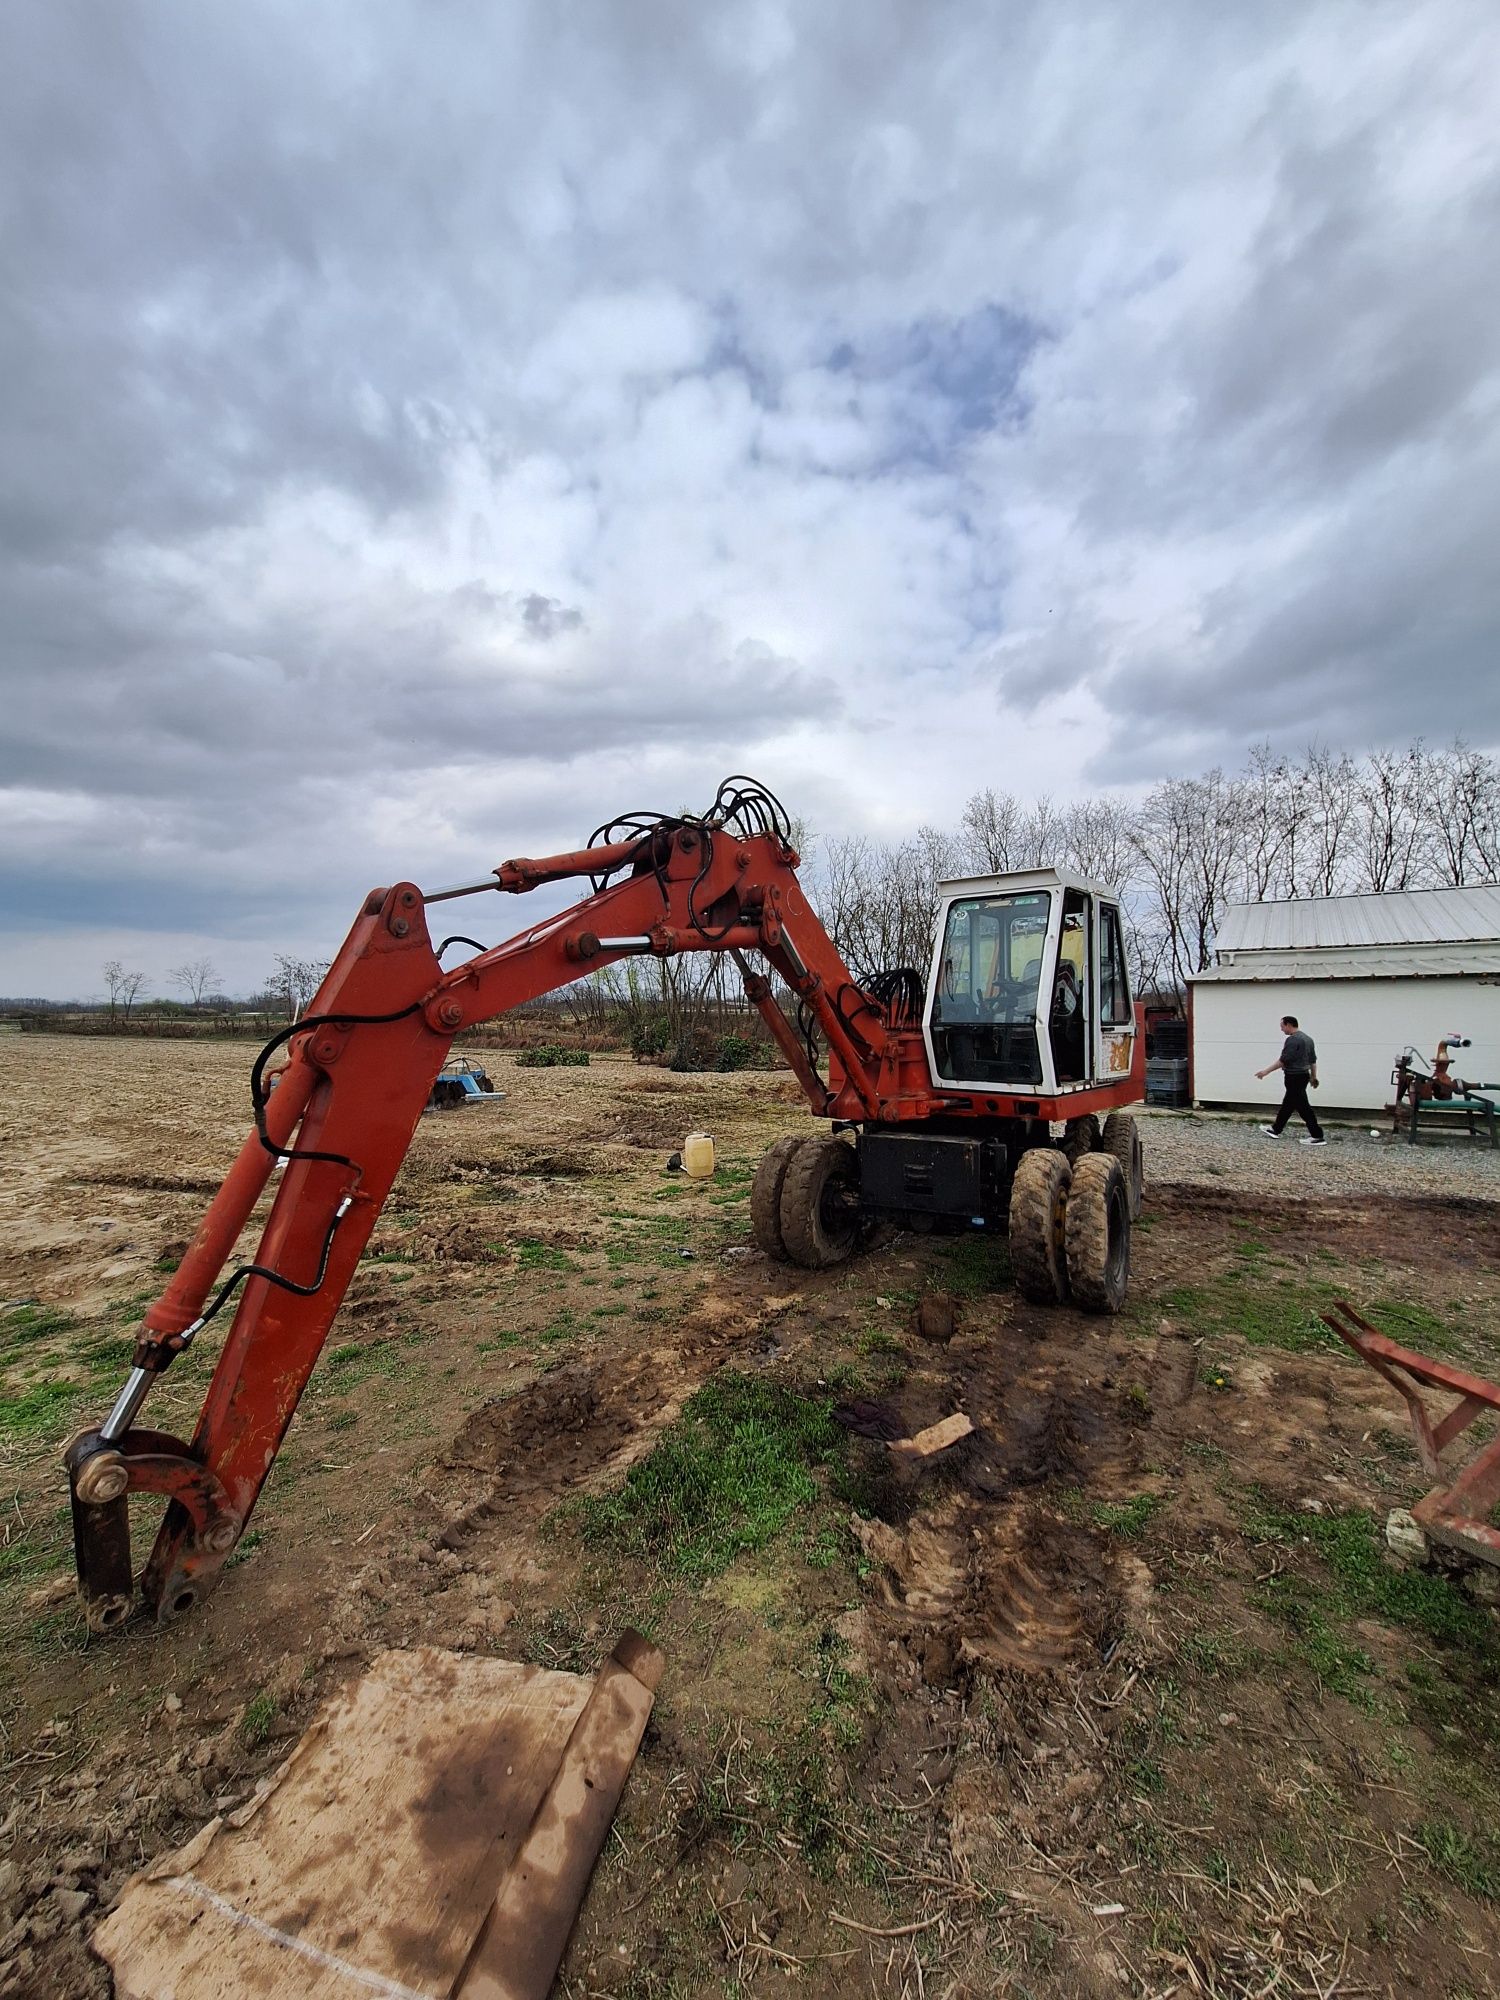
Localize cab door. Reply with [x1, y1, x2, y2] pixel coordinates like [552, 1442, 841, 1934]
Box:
[1096, 899, 1135, 1079]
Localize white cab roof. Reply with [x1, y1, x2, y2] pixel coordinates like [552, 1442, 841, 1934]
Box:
[937, 866, 1119, 901]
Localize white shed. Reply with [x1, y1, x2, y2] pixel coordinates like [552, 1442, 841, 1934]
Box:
[1189, 885, 1500, 1114]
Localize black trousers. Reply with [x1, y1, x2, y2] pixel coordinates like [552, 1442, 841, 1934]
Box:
[1272, 1071, 1323, 1138]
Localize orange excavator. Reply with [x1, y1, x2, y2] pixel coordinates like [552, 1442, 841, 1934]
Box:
[67, 779, 1145, 1630]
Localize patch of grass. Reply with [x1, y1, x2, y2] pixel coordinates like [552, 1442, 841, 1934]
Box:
[569, 1373, 849, 1583]
[805, 1630, 871, 1751]
[516, 1240, 580, 1272]
[1244, 1498, 1498, 1713]
[1365, 1298, 1467, 1359]
[240, 1691, 279, 1747]
[318, 1328, 432, 1390]
[324, 1408, 359, 1432]
[1093, 1493, 1166, 1538]
[1161, 1280, 1344, 1356]
[1176, 1628, 1259, 1678]
[224, 1527, 266, 1571]
[942, 1233, 1011, 1298]
[0, 1301, 81, 1365]
[1246, 1501, 1496, 1656]
[1416, 1819, 1499, 1903]
[83, 1332, 137, 1378]
[0, 1379, 80, 1441]
[859, 1326, 905, 1358]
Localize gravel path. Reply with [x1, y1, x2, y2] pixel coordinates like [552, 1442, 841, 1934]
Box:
[1138, 1107, 1500, 1202]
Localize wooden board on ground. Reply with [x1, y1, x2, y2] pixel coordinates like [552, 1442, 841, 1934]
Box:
[888, 1411, 974, 1458]
[93, 1636, 663, 2000]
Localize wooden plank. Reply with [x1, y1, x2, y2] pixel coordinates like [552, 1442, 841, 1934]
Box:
[93, 1649, 592, 2000]
[888, 1412, 974, 1459]
[456, 1631, 665, 2000]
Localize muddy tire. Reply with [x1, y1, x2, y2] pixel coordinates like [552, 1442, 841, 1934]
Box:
[1065, 1152, 1131, 1314]
[779, 1136, 861, 1270]
[1101, 1111, 1144, 1220]
[1061, 1115, 1100, 1164]
[751, 1135, 809, 1261]
[1008, 1147, 1072, 1305]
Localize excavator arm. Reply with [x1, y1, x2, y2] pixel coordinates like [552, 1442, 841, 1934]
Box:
[67, 783, 891, 1629]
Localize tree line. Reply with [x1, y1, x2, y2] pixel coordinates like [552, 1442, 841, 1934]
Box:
[802, 739, 1499, 1002]
[43, 738, 1494, 1043]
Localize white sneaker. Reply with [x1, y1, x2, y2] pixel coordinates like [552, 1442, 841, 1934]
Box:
[1259, 1125, 1284, 1138]
[1300, 1136, 1327, 1146]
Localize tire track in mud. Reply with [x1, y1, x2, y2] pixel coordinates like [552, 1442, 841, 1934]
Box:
[854, 1497, 1113, 1684]
[420, 1286, 787, 1555]
[846, 1298, 1165, 1687]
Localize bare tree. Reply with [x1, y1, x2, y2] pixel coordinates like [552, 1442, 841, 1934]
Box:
[1131, 771, 1247, 986]
[1424, 741, 1500, 885]
[1058, 795, 1137, 888]
[102, 960, 146, 1023]
[1357, 746, 1428, 891]
[268, 954, 329, 1022]
[1300, 746, 1359, 897]
[170, 957, 219, 1007]
[959, 788, 1023, 872]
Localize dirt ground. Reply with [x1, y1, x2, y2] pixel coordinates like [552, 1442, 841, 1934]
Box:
[2, 1033, 1499, 1999]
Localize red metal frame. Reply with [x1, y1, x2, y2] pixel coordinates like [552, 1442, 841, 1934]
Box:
[1321, 1301, 1500, 1569]
[68, 812, 1146, 1627]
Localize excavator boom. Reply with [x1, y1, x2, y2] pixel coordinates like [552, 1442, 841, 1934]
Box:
[67, 787, 881, 1629]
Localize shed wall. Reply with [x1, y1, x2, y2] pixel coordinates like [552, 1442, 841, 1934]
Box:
[1190, 977, 1500, 1112]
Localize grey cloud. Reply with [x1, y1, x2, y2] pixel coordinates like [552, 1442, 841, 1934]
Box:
[3, 0, 1499, 990]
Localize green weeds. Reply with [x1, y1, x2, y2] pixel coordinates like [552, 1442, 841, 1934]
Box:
[1161, 1281, 1343, 1356]
[569, 1373, 850, 1584]
[1416, 1820, 1499, 1903]
[1243, 1498, 1498, 1711]
[0, 1379, 80, 1442]
[240, 1691, 279, 1747]
[1093, 1493, 1166, 1538]
[942, 1233, 1011, 1298]
[515, 1239, 575, 1272]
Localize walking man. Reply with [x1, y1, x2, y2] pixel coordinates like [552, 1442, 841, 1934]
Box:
[1257, 1015, 1325, 1145]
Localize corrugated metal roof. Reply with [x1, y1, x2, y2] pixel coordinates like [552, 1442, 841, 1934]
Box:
[1215, 884, 1500, 954]
[1194, 947, 1500, 983]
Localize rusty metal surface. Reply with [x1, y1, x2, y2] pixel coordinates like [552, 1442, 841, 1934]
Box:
[66, 1424, 240, 1628]
[1321, 1300, 1500, 1569]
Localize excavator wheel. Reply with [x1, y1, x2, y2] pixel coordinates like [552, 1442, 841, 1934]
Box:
[1061, 1114, 1100, 1164]
[1064, 1152, 1131, 1314]
[751, 1134, 810, 1262]
[1008, 1147, 1072, 1305]
[778, 1136, 861, 1270]
[1100, 1111, 1144, 1220]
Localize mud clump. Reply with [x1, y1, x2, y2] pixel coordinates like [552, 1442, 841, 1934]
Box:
[915, 1294, 958, 1343]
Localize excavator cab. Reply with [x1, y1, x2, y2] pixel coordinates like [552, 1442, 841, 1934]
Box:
[924, 869, 1136, 1096]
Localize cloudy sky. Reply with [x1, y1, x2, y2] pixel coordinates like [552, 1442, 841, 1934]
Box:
[4, 0, 1498, 998]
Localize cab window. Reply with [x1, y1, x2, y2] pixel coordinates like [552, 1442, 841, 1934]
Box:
[932, 891, 1051, 1085]
[1099, 903, 1131, 1026]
